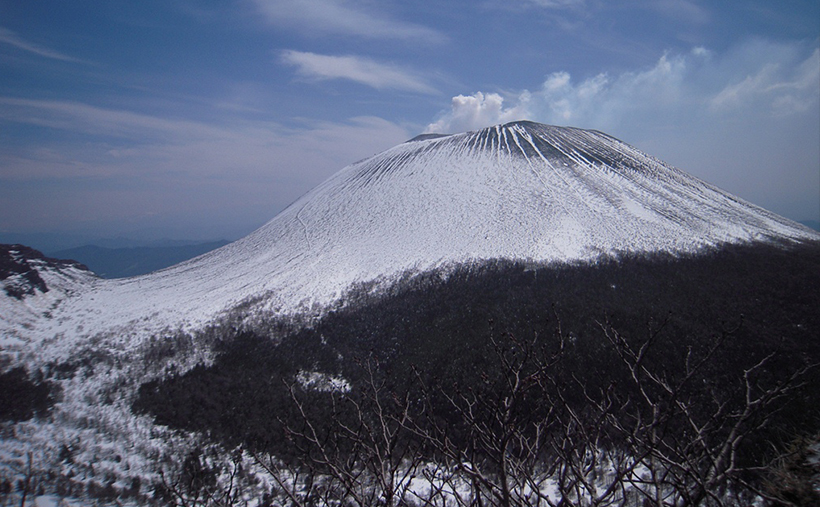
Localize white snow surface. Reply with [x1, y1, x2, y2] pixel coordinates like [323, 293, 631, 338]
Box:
[3, 121, 818, 360]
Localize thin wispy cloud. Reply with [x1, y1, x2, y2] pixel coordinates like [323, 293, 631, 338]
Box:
[0, 97, 225, 141]
[0, 96, 411, 234]
[249, 0, 446, 43]
[521, 0, 585, 8]
[0, 97, 411, 178]
[510, 0, 704, 20]
[281, 50, 438, 94]
[648, 0, 710, 24]
[0, 27, 88, 63]
[711, 48, 820, 115]
[484, 0, 585, 16]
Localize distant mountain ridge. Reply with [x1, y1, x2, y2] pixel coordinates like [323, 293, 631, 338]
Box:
[51, 240, 230, 279]
[0, 232, 235, 254]
[0, 244, 91, 299]
[799, 219, 820, 231]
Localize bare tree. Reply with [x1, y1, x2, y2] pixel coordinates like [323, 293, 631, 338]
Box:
[761, 434, 820, 506]
[156, 446, 246, 507]
[252, 318, 813, 507]
[18, 452, 33, 507]
[253, 356, 425, 506]
[400, 327, 568, 507]
[595, 318, 813, 506]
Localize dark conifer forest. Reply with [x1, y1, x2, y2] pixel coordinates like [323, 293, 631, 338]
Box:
[132, 241, 820, 504]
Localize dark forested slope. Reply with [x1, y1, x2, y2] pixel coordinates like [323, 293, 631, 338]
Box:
[135, 241, 820, 461]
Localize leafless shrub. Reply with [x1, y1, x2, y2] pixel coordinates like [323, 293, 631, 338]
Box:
[254, 317, 813, 507]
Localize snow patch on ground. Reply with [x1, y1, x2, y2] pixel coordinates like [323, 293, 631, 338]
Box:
[296, 370, 351, 393]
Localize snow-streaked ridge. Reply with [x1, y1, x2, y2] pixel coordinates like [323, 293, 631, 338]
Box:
[5, 121, 819, 359]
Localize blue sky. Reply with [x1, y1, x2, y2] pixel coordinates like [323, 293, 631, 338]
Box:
[1, 0, 818, 243]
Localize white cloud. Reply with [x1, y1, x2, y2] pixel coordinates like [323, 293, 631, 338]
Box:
[710, 64, 779, 110]
[0, 27, 87, 63]
[526, 50, 695, 129]
[514, 0, 708, 23]
[711, 48, 820, 116]
[648, 0, 710, 24]
[280, 50, 438, 94]
[522, 0, 585, 7]
[249, 0, 445, 43]
[426, 92, 531, 133]
[429, 42, 819, 134]
[427, 40, 820, 221]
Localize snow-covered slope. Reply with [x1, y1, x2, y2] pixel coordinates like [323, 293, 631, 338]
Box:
[0, 245, 96, 350]
[5, 121, 819, 358]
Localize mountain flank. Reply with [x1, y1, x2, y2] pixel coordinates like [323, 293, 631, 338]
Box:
[51, 240, 230, 278]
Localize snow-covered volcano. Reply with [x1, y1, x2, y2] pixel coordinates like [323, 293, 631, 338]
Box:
[3, 121, 818, 356]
